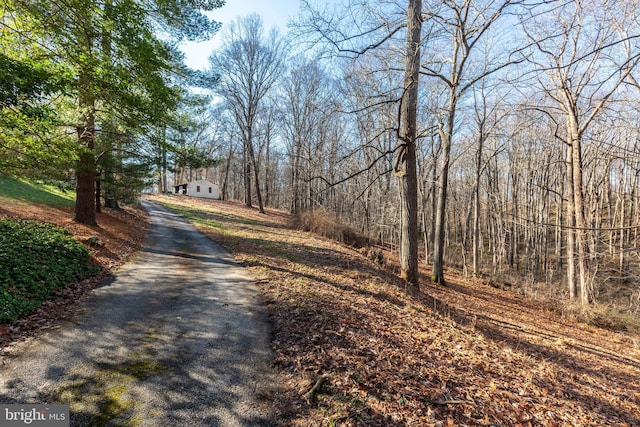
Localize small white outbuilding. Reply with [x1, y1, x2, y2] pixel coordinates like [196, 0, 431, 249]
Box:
[174, 179, 220, 200]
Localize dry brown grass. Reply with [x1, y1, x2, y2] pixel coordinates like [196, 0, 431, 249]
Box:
[290, 209, 371, 248]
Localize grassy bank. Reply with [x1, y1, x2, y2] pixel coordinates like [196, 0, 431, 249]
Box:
[0, 175, 75, 207]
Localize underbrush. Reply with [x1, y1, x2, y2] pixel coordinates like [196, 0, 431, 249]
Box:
[482, 269, 640, 334]
[0, 218, 98, 323]
[567, 302, 640, 332]
[290, 209, 370, 248]
[294, 214, 640, 335]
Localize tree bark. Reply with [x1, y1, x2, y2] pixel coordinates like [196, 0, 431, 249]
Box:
[570, 127, 590, 304]
[472, 134, 483, 277]
[244, 141, 252, 207]
[95, 173, 101, 213]
[565, 141, 577, 300]
[432, 113, 455, 285]
[248, 134, 265, 213]
[74, 62, 97, 226]
[161, 130, 168, 193]
[222, 140, 234, 201]
[74, 134, 96, 224]
[396, 0, 422, 287]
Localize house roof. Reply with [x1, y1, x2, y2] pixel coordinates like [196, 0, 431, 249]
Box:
[188, 179, 218, 185]
[175, 180, 218, 186]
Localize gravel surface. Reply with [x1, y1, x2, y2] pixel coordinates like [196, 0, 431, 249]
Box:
[0, 201, 277, 426]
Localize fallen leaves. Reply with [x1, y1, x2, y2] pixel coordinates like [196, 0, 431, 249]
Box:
[149, 196, 640, 427]
[10, 193, 639, 426]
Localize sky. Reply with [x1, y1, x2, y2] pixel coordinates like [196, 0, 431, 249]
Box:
[180, 0, 301, 70]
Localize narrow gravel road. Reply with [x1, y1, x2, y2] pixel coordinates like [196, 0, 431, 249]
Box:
[0, 201, 277, 426]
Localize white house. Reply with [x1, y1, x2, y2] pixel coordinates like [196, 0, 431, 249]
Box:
[174, 179, 220, 200]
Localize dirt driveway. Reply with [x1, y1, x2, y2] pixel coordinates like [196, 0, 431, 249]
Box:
[0, 201, 276, 426]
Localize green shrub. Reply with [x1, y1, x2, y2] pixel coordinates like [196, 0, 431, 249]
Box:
[0, 218, 98, 323]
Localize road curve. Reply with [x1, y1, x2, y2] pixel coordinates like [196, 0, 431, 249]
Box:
[0, 201, 277, 426]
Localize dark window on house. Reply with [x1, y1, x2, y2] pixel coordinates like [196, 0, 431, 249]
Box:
[208, 187, 212, 193]
[197, 185, 200, 192]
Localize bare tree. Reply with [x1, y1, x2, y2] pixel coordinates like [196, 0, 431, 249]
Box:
[470, 79, 510, 277]
[280, 58, 335, 214]
[421, 0, 525, 285]
[209, 14, 286, 213]
[522, 0, 640, 303]
[394, 0, 422, 286]
[295, 0, 426, 285]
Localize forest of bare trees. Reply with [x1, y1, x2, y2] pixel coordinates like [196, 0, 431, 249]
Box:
[188, 0, 640, 312]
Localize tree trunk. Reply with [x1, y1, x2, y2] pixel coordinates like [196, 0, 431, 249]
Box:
[565, 141, 577, 300]
[161, 131, 168, 193]
[265, 130, 271, 207]
[248, 138, 265, 214]
[95, 173, 101, 213]
[74, 63, 97, 226]
[75, 133, 96, 224]
[570, 129, 589, 304]
[398, 144, 419, 286]
[244, 140, 252, 207]
[556, 186, 563, 273]
[472, 128, 484, 277]
[245, 121, 264, 213]
[396, 0, 422, 288]
[432, 116, 454, 285]
[222, 141, 234, 201]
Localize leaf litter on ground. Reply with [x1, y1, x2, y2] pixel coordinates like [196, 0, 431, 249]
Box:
[3, 194, 639, 426]
[148, 195, 640, 427]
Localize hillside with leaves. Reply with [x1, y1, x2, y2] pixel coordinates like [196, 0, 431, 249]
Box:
[0, 178, 147, 346]
[148, 195, 640, 426]
[2, 186, 638, 425]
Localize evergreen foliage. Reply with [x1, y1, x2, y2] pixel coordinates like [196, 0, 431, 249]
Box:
[0, 0, 225, 221]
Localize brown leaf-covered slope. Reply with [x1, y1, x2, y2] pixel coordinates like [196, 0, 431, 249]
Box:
[149, 195, 640, 427]
[0, 198, 147, 348]
[3, 193, 639, 426]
